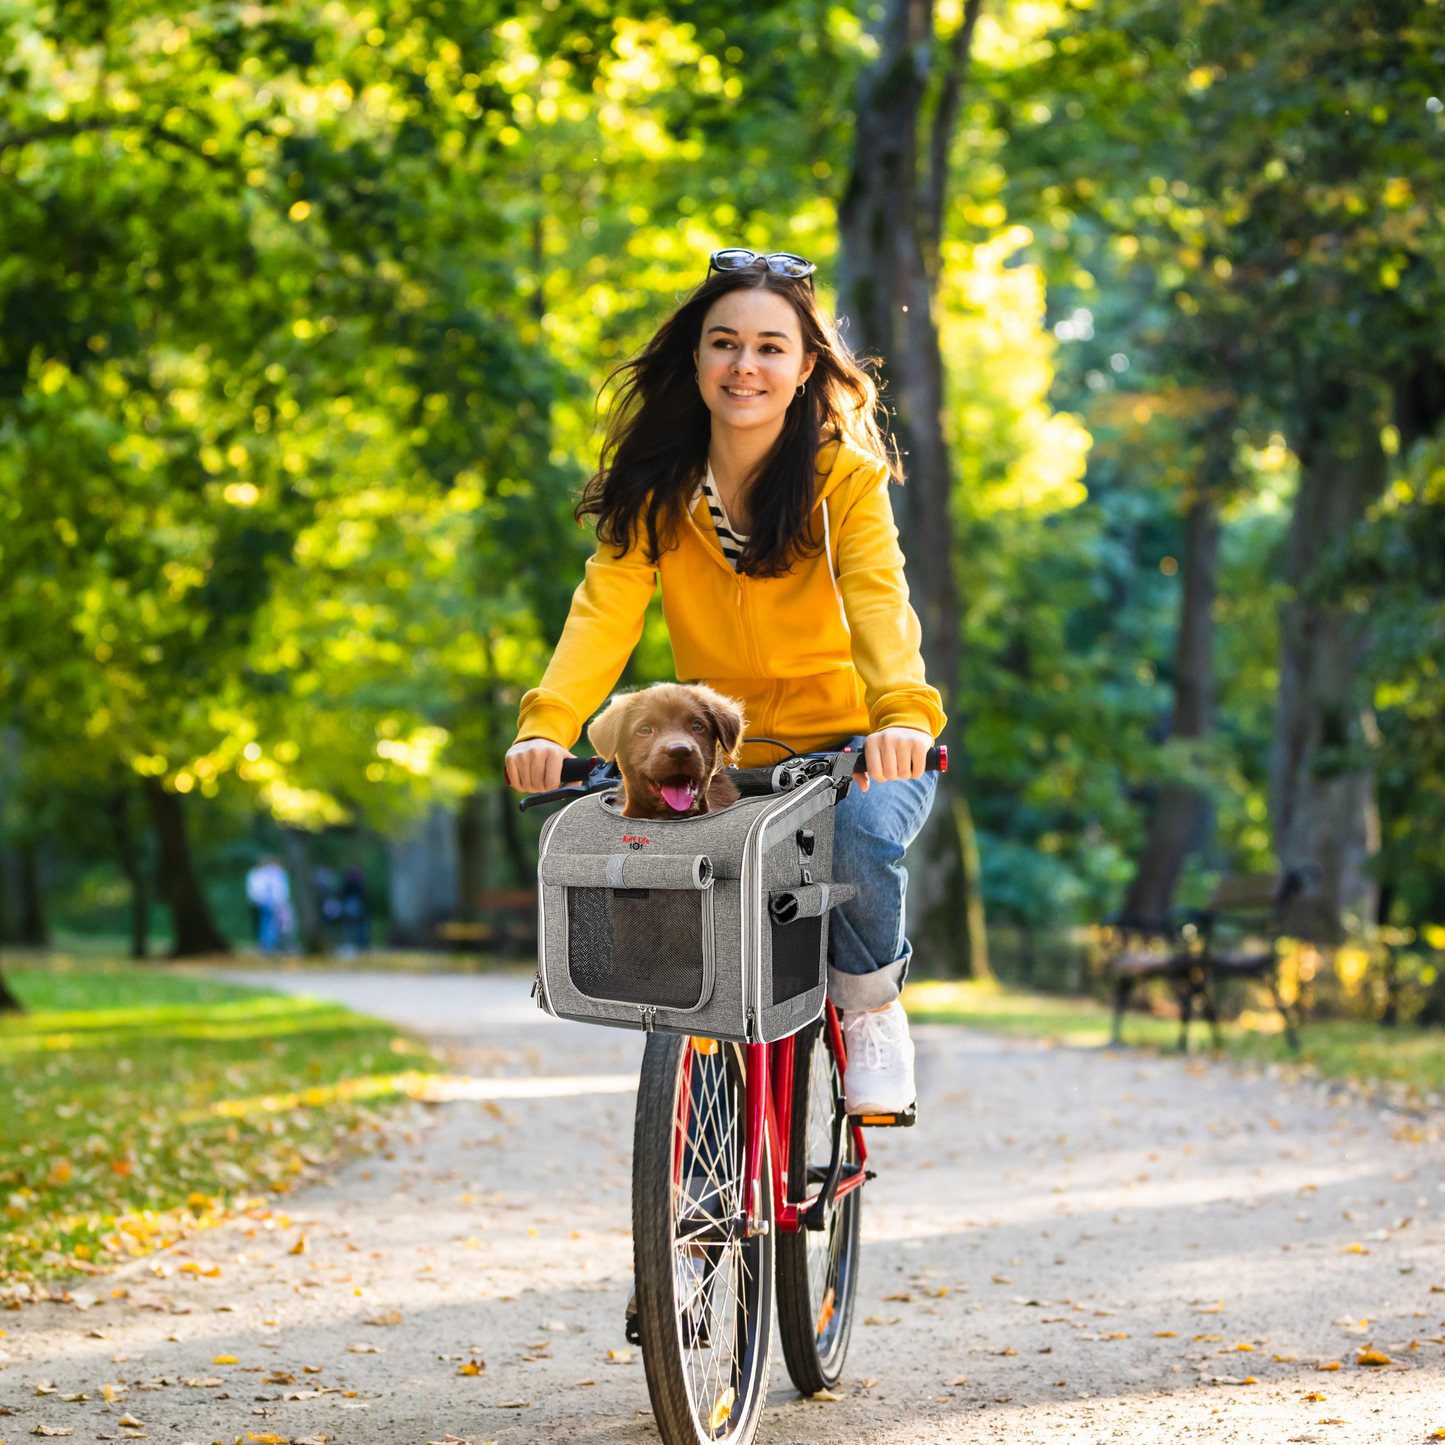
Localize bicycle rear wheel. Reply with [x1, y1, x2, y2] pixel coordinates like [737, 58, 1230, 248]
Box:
[633, 1034, 774, 1445]
[775, 1016, 862, 1393]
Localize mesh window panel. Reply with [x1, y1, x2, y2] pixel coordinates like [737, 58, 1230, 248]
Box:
[770, 914, 823, 1005]
[566, 887, 708, 1009]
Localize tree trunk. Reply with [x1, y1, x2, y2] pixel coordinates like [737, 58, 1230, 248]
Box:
[1270, 386, 1387, 943]
[107, 787, 150, 960]
[142, 778, 230, 957]
[1123, 480, 1221, 920]
[953, 793, 993, 979]
[0, 959, 22, 1012]
[497, 784, 532, 888]
[283, 828, 328, 956]
[385, 804, 460, 947]
[839, 0, 986, 973]
[837, 0, 961, 722]
[456, 789, 488, 924]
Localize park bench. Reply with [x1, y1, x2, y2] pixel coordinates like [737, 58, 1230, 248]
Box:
[434, 888, 538, 951]
[1106, 870, 1305, 1052]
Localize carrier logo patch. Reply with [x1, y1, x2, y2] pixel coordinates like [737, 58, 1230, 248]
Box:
[621, 835, 651, 850]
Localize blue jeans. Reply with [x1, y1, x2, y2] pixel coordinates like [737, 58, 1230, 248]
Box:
[826, 737, 938, 1012]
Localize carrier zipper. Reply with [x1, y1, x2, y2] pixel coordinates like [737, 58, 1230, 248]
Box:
[639, 1006, 657, 1032]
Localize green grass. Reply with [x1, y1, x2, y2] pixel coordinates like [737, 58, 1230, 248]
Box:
[0, 960, 438, 1280]
[902, 979, 1445, 1095]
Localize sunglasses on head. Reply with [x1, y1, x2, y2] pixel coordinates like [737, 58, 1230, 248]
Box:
[707, 248, 816, 284]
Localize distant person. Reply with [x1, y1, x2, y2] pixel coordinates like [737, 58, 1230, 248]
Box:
[315, 864, 341, 940]
[338, 866, 370, 954]
[245, 855, 290, 953]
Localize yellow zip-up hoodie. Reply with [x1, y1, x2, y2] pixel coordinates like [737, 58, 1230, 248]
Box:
[515, 439, 946, 765]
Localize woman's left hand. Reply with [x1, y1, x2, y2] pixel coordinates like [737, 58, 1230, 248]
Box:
[857, 727, 934, 792]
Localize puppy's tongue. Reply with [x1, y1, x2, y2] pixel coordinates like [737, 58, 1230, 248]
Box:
[660, 782, 695, 813]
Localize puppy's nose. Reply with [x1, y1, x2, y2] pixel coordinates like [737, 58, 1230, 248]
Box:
[666, 744, 693, 763]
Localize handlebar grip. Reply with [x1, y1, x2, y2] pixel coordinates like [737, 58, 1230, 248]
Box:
[850, 744, 948, 776]
[558, 754, 601, 784]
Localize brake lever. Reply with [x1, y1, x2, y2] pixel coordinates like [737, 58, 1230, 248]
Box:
[517, 760, 621, 812]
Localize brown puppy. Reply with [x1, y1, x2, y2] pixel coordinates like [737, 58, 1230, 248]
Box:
[587, 684, 746, 821]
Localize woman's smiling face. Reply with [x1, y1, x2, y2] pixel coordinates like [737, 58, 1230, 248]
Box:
[693, 287, 817, 436]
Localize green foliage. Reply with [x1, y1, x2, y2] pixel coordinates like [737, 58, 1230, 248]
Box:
[4, 0, 1445, 949]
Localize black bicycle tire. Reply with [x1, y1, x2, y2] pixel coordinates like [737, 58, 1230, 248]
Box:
[774, 1018, 862, 1393]
[633, 1034, 774, 1445]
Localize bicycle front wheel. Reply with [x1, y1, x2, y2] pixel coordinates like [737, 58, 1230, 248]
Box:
[633, 1034, 774, 1445]
[775, 1016, 862, 1392]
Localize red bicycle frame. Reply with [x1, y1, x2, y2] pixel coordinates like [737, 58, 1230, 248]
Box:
[671, 1000, 867, 1238]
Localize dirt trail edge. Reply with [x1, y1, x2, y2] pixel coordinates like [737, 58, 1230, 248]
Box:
[5, 970, 1444, 1445]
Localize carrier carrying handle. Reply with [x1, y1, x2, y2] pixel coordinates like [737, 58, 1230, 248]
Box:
[539, 852, 713, 890]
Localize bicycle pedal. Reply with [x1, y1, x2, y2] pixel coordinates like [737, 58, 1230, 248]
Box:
[853, 1103, 916, 1127]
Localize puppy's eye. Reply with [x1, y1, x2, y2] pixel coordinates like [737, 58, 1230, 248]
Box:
[691, 720, 704, 731]
[638, 725, 652, 735]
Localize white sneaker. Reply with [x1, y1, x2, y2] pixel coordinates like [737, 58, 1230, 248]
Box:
[841, 1000, 916, 1113]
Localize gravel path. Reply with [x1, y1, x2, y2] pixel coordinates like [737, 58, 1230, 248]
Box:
[5, 970, 1445, 1445]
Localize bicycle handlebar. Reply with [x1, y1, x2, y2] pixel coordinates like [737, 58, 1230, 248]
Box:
[522, 743, 946, 811]
[554, 745, 946, 786]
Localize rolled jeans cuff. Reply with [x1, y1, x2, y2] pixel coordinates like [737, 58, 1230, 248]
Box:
[827, 947, 911, 1012]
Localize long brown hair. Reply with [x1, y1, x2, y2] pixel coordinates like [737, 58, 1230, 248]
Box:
[577, 264, 897, 578]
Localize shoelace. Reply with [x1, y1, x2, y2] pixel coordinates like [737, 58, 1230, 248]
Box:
[845, 1009, 904, 1070]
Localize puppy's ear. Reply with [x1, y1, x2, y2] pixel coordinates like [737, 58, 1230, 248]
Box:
[697, 687, 746, 762]
[586, 694, 633, 761]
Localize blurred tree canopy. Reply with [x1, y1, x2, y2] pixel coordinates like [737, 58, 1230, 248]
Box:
[1, 0, 1442, 966]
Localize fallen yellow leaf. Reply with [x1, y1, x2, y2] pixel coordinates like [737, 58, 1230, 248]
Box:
[456, 1360, 483, 1376]
[812, 1389, 843, 1402]
[289, 1235, 307, 1257]
[1155, 1331, 1178, 1338]
[212, 1355, 238, 1365]
[1317, 1361, 1341, 1371]
[1356, 1348, 1391, 1366]
[863, 1315, 899, 1326]
[247, 1434, 289, 1444]
[1194, 1334, 1223, 1343]
[1233, 1343, 1255, 1351]
[1341, 1243, 1369, 1255]
[364, 1311, 402, 1327]
[1303, 1392, 1326, 1402]
[880, 1292, 911, 1302]
[991, 1274, 1013, 1285]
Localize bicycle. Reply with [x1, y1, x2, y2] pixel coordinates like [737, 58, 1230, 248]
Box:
[525, 741, 945, 1445]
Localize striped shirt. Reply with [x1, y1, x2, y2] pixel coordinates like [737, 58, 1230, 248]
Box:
[701, 464, 749, 571]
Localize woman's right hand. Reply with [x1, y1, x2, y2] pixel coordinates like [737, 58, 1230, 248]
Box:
[504, 737, 574, 794]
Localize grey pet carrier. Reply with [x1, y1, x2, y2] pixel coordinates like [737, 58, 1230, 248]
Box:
[534, 763, 855, 1043]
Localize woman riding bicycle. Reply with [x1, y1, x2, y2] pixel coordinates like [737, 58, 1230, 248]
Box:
[505, 248, 944, 1115]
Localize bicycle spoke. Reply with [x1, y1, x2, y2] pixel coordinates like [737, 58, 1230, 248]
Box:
[669, 1045, 758, 1438]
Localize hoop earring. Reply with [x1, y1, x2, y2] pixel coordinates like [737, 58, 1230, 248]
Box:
[695, 371, 700, 383]
[795, 383, 806, 397]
